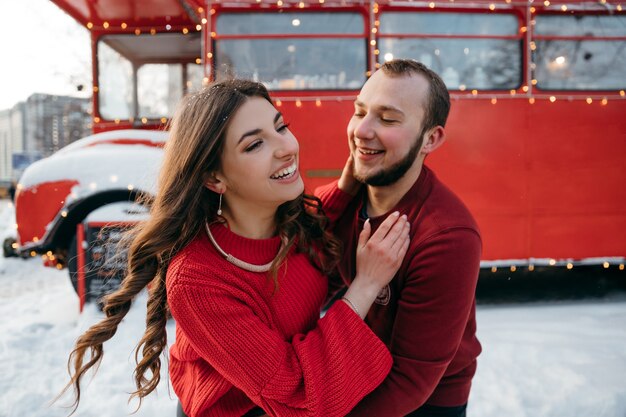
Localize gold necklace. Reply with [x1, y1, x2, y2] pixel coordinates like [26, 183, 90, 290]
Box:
[205, 222, 282, 273]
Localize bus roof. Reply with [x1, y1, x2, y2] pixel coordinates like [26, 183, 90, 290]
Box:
[52, 0, 622, 29]
[51, 0, 205, 27]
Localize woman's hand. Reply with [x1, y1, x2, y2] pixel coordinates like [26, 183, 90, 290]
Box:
[342, 212, 410, 318]
[337, 155, 361, 197]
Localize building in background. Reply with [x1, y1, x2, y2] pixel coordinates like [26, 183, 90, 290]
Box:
[0, 94, 91, 192]
[0, 102, 26, 192]
[23, 94, 91, 157]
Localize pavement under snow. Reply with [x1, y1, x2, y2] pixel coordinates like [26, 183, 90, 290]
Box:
[1, 200, 625, 417]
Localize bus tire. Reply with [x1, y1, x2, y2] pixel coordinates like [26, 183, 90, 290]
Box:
[67, 235, 82, 295]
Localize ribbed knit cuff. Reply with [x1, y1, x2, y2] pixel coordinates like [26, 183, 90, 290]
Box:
[315, 180, 355, 224]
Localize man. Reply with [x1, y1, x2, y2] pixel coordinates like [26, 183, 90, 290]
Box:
[316, 59, 482, 417]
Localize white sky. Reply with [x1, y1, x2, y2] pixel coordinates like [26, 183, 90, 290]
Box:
[0, 0, 91, 110]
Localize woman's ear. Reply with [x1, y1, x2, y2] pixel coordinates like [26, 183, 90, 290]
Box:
[204, 172, 226, 194]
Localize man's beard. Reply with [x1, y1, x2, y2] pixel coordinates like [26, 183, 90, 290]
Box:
[354, 127, 426, 187]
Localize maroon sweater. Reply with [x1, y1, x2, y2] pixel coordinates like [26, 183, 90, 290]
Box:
[167, 223, 392, 417]
[316, 166, 482, 416]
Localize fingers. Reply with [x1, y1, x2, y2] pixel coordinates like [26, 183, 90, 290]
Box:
[390, 220, 410, 254]
[338, 155, 360, 196]
[344, 154, 354, 171]
[382, 214, 408, 249]
[357, 218, 371, 250]
[368, 211, 401, 244]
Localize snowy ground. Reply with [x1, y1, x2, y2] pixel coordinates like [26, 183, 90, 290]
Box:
[1, 199, 625, 417]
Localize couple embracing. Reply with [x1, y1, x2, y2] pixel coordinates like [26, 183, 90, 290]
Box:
[63, 59, 481, 417]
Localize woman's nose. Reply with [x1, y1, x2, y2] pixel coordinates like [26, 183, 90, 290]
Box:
[274, 133, 299, 159]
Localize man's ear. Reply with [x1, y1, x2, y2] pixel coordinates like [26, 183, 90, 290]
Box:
[204, 172, 226, 194]
[421, 126, 446, 155]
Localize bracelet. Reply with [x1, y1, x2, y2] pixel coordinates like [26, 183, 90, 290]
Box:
[341, 296, 361, 318]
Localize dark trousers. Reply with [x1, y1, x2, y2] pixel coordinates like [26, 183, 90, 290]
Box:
[177, 402, 265, 417]
[405, 403, 467, 417]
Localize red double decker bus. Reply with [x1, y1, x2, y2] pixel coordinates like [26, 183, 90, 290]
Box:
[12, 0, 626, 295]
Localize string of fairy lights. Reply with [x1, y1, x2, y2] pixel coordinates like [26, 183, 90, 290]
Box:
[11, 0, 625, 273]
[73, 0, 625, 125]
[9, 196, 625, 272]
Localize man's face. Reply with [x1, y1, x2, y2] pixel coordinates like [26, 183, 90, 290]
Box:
[347, 71, 430, 186]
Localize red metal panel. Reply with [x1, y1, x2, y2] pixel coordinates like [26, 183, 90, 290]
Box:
[429, 98, 626, 261]
[15, 180, 79, 246]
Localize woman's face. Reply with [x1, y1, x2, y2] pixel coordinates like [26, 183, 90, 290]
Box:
[216, 96, 304, 212]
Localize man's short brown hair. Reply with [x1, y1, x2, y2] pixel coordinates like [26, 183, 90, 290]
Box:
[380, 59, 451, 132]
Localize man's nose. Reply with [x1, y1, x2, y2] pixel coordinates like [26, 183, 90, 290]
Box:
[353, 116, 374, 141]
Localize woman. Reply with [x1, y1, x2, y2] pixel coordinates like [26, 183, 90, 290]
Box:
[63, 80, 410, 417]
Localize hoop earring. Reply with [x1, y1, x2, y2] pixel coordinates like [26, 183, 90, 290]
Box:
[217, 193, 223, 216]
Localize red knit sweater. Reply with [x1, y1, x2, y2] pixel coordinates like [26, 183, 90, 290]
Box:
[166, 223, 392, 417]
[316, 166, 482, 416]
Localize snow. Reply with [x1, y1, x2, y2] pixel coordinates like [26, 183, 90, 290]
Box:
[18, 145, 163, 194]
[1, 199, 626, 417]
[85, 201, 150, 223]
[56, 130, 168, 156]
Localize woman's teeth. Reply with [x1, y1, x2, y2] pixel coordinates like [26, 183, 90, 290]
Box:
[270, 163, 297, 179]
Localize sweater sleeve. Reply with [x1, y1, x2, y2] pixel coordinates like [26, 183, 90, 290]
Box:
[314, 180, 354, 225]
[168, 277, 392, 417]
[347, 228, 482, 416]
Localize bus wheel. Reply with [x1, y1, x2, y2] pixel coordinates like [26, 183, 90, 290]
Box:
[2, 237, 19, 258]
[67, 235, 82, 295]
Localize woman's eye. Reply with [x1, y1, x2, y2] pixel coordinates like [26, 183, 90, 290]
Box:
[381, 118, 397, 124]
[353, 112, 365, 118]
[245, 140, 262, 152]
[277, 123, 290, 132]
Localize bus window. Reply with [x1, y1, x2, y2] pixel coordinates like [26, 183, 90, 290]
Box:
[98, 38, 133, 120]
[137, 62, 204, 118]
[378, 12, 522, 90]
[214, 12, 367, 90]
[534, 15, 626, 90]
[97, 33, 202, 120]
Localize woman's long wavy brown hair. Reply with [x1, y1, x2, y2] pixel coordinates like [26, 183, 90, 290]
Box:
[61, 79, 342, 413]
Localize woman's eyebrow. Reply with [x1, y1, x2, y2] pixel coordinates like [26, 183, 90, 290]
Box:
[238, 112, 284, 144]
